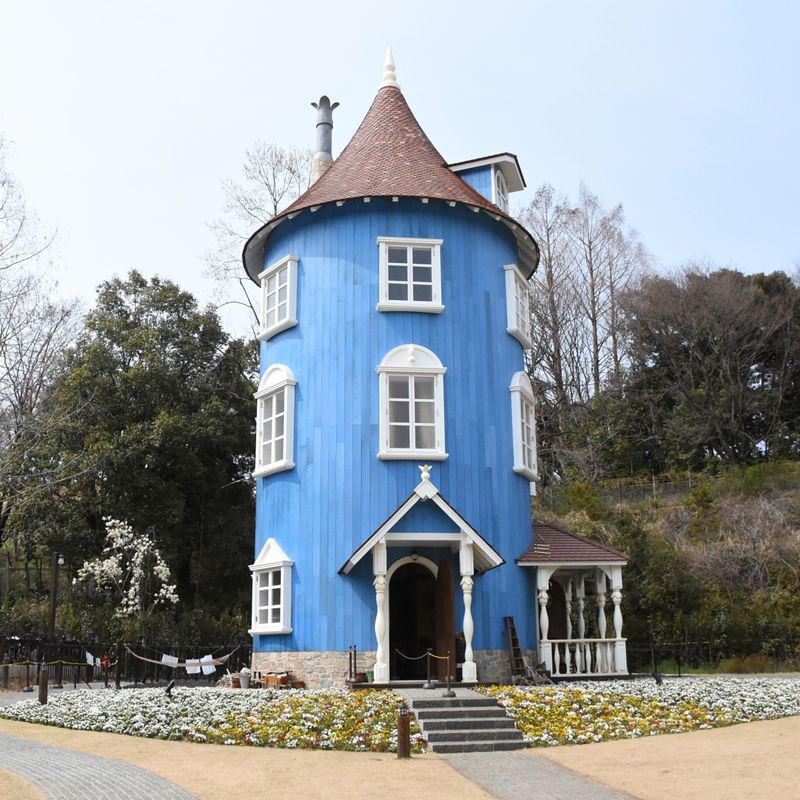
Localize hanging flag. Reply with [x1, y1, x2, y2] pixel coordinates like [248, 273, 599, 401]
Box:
[161, 654, 179, 669]
[85, 651, 94, 667]
[185, 659, 201, 675]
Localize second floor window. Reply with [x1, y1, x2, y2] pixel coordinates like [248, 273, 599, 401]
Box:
[377, 237, 444, 313]
[259, 255, 298, 340]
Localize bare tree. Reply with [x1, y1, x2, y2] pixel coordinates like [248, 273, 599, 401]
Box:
[206, 142, 312, 327]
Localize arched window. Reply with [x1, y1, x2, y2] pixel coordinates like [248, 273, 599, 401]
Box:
[510, 371, 538, 481]
[377, 344, 447, 460]
[495, 168, 509, 213]
[254, 364, 296, 477]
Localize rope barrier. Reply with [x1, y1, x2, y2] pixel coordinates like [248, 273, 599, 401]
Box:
[123, 644, 239, 668]
[394, 648, 449, 661]
[0, 659, 110, 668]
[393, 648, 429, 661]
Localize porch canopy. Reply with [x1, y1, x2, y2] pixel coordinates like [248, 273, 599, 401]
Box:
[518, 524, 629, 677]
[340, 466, 503, 682]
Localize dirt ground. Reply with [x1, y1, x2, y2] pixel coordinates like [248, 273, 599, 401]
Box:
[0, 718, 492, 800]
[536, 714, 800, 800]
[0, 769, 42, 800]
[2, 714, 800, 800]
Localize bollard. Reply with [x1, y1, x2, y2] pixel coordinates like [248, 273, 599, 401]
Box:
[1, 651, 9, 689]
[115, 643, 122, 690]
[397, 701, 411, 759]
[422, 649, 436, 689]
[38, 664, 48, 705]
[23, 661, 33, 692]
[442, 651, 455, 698]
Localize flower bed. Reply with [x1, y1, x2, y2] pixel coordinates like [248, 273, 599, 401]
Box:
[478, 677, 800, 746]
[0, 687, 426, 752]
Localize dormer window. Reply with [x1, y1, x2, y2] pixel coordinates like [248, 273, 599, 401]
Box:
[377, 237, 444, 313]
[259, 255, 298, 341]
[249, 538, 293, 635]
[495, 169, 509, 213]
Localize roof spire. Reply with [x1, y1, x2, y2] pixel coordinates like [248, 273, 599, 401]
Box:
[379, 45, 400, 90]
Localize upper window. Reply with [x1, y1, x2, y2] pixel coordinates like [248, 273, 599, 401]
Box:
[377, 344, 447, 460]
[504, 264, 532, 349]
[259, 255, 298, 340]
[377, 237, 444, 313]
[495, 169, 509, 213]
[510, 371, 538, 481]
[249, 538, 293, 636]
[254, 364, 296, 478]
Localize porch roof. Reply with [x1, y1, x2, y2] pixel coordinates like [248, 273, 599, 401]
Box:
[517, 524, 628, 566]
[338, 474, 504, 575]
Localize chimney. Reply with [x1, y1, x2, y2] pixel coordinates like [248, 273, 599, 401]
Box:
[310, 95, 339, 183]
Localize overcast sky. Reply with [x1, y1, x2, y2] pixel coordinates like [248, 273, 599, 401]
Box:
[2, 1, 797, 334]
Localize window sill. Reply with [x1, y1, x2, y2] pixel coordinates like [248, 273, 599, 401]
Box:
[377, 302, 444, 314]
[507, 326, 532, 350]
[258, 318, 298, 342]
[253, 461, 295, 479]
[248, 626, 293, 636]
[513, 465, 539, 482]
[377, 450, 448, 461]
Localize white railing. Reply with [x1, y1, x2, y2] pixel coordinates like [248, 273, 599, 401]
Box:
[540, 638, 627, 676]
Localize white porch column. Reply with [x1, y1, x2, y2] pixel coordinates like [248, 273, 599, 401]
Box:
[536, 567, 554, 672]
[595, 569, 607, 672]
[575, 574, 586, 672]
[372, 540, 388, 682]
[610, 565, 628, 674]
[459, 540, 477, 682]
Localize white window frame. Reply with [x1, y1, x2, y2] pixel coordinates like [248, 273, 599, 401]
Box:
[377, 344, 447, 460]
[504, 264, 532, 349]
[376, 237, 444, 314]
[253, 364, 296, 478]
[510, 371, 538, 481]
[494, 167, 509, 213]
[249, 538, 293, 636]
[258, 255, 298, 341]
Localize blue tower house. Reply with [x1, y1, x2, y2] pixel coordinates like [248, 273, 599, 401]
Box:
[242, 51, 544, 688]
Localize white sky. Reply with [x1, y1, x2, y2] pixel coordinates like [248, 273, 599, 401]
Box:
[2, 0, 798, 334]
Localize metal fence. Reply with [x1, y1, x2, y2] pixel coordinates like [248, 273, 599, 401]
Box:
[0, 636, 252, 690]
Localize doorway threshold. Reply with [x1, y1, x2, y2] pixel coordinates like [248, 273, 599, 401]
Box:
[348, 679, 478, 690]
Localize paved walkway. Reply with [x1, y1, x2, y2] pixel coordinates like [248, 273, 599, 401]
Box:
[399, 686, 633, 800]
[443, 751, 634, 800]
[0, 732, 196, 800]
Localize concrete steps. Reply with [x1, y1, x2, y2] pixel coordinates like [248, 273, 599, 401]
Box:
[400, 688, 526, 754]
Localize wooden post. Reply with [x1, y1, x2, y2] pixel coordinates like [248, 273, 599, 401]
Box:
[38, 664, 48, 705]
[397, 702, 411, 759]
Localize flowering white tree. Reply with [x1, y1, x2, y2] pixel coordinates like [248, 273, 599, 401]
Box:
[76, 518, 178, 620]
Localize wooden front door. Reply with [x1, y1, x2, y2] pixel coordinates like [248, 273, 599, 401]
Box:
[435, 559, 456, 681]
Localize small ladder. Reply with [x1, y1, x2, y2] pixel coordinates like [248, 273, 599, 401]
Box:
[504, 616, 552, 685]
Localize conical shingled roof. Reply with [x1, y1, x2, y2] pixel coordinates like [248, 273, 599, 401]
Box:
[242, 84, 539, 281]
[282, 86, 500, 214]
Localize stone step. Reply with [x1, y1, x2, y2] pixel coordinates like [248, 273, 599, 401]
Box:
[428, 739, 528, 754]
[408, 697, 500, 709]
[420, 717, 517, 731]
[412, 706, 508, 720]
[426, 728, 524, 743]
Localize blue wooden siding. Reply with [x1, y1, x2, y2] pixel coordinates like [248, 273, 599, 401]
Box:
[387, 500, 460, 534]
[252, 198, 535, 655]
[452, 166, 493, 203]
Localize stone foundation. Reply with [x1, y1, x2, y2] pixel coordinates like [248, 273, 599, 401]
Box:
[251, 650, 376, 689]
[474, 649, 539, 684]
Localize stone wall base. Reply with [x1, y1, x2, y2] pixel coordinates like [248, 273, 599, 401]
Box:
[251, 650, 377, 690]
[474, 649, 539, 684]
